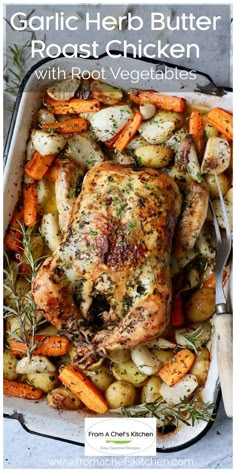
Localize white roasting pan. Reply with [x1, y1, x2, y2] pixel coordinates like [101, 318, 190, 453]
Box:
[4, 53, 232, 451]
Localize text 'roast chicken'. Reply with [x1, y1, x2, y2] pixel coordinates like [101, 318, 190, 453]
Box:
[33, 162, 182, 366]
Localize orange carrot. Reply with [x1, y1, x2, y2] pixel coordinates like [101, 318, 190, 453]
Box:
[44, 158, 64, 181]
[206, 108, 232, 140]
[4, 379, 44, 400]
[42, 117, 88, 134]
[23, 182, 38, 226]
[203, 269, 228, 289]
[189, 110, 205, 139]
[11, 335, 70, 357]
[113, 111, 143, 152]
[5, 202, 24, 252]
[25, 151, 56, 180]
[171, 294, 184, 327]
[159, 349, 195, 386]
[59, 364, 108, 414]
[104, 133, 122, 149]
[129, 91, 186, 113]
[45, 96, 101, 114]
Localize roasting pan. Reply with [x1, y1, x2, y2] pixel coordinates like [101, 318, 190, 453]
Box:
[3, 52, 232, 452]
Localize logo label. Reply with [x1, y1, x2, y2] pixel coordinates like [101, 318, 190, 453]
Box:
[85, 418, 156, 456]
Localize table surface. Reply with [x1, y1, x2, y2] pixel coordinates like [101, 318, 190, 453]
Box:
[3, 4, 232, 469]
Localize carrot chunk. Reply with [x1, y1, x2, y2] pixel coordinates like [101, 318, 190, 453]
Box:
[10, 335, 70, 356]
[129, 91, 186, 113]
[23, 182, 38, 226]
[42, 118, 88, 134]
[159, 349, 195, 386]
[5, 202, 24, 252]
[59, 364, 109, 414]
[25, 151, 56, 180]
[113, 111, 143, 152]
[189, 110, 205, 139]
[45, 96, 101, 114]
[206, 108, 232, 140]
[4, 379, 44, 400]
[44, 157, 64, 181]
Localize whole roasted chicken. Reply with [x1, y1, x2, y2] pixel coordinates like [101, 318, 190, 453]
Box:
[33, 162, 182, 365]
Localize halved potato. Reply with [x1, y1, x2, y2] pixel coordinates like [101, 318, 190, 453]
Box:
[201, 137, 231, 175]
[85, 366, 114, 392]
[112, 360, 147, 386]
[91, 81, 123, 105]
[204, 173, 230, 199]
[140, 376, 162, 403]
[134, 145, 173, 169]
[108, 349, 131, 363]
[27, 372, 58, 393]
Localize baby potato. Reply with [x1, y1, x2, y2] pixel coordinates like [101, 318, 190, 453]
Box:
[204, 173, 230, 199]
[91, 80, 123, 105]
[151, 349, 174, 365]
[185, 287, 215, 322]
[134, 145, 173, 169]
[3, 350, 19, 380]
[27, 372, 58, 393]
[140, 376, 162, 403]
[190, 347, 210, 386]
[85, 366, 114, 392]
[47, 387, 82, 410]
[112, 360, 147, 386]
[108, 349, 131, 363]
[105, 380, 136, 408]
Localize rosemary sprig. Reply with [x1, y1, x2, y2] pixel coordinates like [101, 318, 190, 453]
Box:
[177, 326, 206, 355]
[118, 392, 216, 426]
[4, 223, 46, 356]
[4, 41, 31, 96]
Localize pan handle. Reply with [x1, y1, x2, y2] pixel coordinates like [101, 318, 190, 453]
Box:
[107, 50, 232, 96]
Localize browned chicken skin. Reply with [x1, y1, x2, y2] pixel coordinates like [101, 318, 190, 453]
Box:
[33, 162, 182, 365]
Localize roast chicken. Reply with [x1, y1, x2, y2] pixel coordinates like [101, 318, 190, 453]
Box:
[33, 162, 182, 365]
